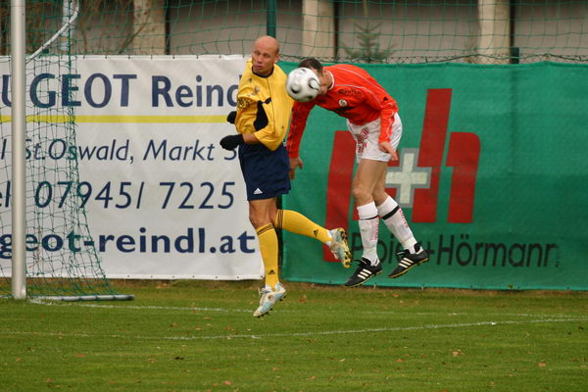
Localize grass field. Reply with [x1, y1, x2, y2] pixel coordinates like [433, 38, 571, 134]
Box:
[1, 280, 586, 392]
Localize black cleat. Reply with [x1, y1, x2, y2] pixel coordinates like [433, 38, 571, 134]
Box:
[388, 243, 429, 278]
[344, 258, 382, 287]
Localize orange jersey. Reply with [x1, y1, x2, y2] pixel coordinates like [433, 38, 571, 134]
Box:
[287, 64, 398, 158]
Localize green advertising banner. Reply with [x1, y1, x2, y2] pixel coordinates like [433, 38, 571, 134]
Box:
[280, 62, 588, 290]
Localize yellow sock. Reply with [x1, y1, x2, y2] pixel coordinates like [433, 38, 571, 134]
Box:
[274, 209, 331, 244]
[256, 223, 279, 289]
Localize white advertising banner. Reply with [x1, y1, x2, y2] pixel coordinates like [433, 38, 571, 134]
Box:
[1, 55, 264, 280]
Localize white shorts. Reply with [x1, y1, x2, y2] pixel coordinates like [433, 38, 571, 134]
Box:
[347, 112, 403, 162]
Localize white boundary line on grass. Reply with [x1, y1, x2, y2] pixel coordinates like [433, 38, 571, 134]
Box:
[27, 300, 584, 319]
[179, 318, 588, 340]
[3, 318, 586, 341]
[29, 300, 252, 313]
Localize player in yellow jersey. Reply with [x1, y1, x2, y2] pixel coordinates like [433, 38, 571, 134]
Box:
[220, 36, 351, 317]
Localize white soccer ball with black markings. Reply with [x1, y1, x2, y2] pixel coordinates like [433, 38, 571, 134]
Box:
[286, 67, 320, 102]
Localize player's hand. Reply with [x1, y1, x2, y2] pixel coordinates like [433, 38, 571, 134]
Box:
[253, 101, 269, 131]
[379, 141, 398, 161]
[289, 157, 304, 179]
[226, 111, 237, 124]
[220, 134, 244, 150]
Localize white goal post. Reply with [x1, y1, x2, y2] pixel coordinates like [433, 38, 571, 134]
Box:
[10, 0, 26, 300]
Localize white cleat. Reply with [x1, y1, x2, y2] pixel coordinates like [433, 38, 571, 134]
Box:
[329, 228, 352, 268]
[253, 283, 287, 318]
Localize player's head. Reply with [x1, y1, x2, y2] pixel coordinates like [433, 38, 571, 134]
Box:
[251, 35, 280, 77]
[298, 57, 323, 73]
[298, 57, 330, 95]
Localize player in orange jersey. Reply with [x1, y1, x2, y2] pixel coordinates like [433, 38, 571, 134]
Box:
[286, 57, 429, 286]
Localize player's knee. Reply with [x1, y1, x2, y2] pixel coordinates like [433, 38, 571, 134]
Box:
[270, 209, 283, 229]
[249, 213, 272, 229]
[373, 190, 389, 205]
[352, 186, 371, 204]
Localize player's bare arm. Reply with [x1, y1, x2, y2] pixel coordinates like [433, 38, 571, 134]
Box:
[378, 141, 398, 161]
[289, 156, 304, 179]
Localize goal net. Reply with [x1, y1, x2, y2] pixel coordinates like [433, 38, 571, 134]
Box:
[0, 1, 131, 300]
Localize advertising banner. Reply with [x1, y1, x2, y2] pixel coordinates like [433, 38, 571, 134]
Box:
[0, 56, 264, 280]
[2, 58, 586, 289]
[280, 62, 588, 290]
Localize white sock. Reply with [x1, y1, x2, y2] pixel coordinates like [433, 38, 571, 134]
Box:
[377, 196, 418, 252]
[357, 202, 380, 265]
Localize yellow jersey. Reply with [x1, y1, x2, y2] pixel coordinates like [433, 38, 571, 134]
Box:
[234, 60, 293, 151]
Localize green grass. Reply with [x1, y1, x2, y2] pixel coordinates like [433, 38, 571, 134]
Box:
[1, 280, 586, 392]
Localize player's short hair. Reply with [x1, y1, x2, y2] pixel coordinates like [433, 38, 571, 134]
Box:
[298, 57, 323, 73]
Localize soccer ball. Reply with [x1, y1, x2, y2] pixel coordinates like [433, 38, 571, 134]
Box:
[286, 67, 320, 102]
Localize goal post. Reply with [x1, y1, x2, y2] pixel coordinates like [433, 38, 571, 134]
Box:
[10, 0, 26, 300]
[1, 0, 133, 301]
